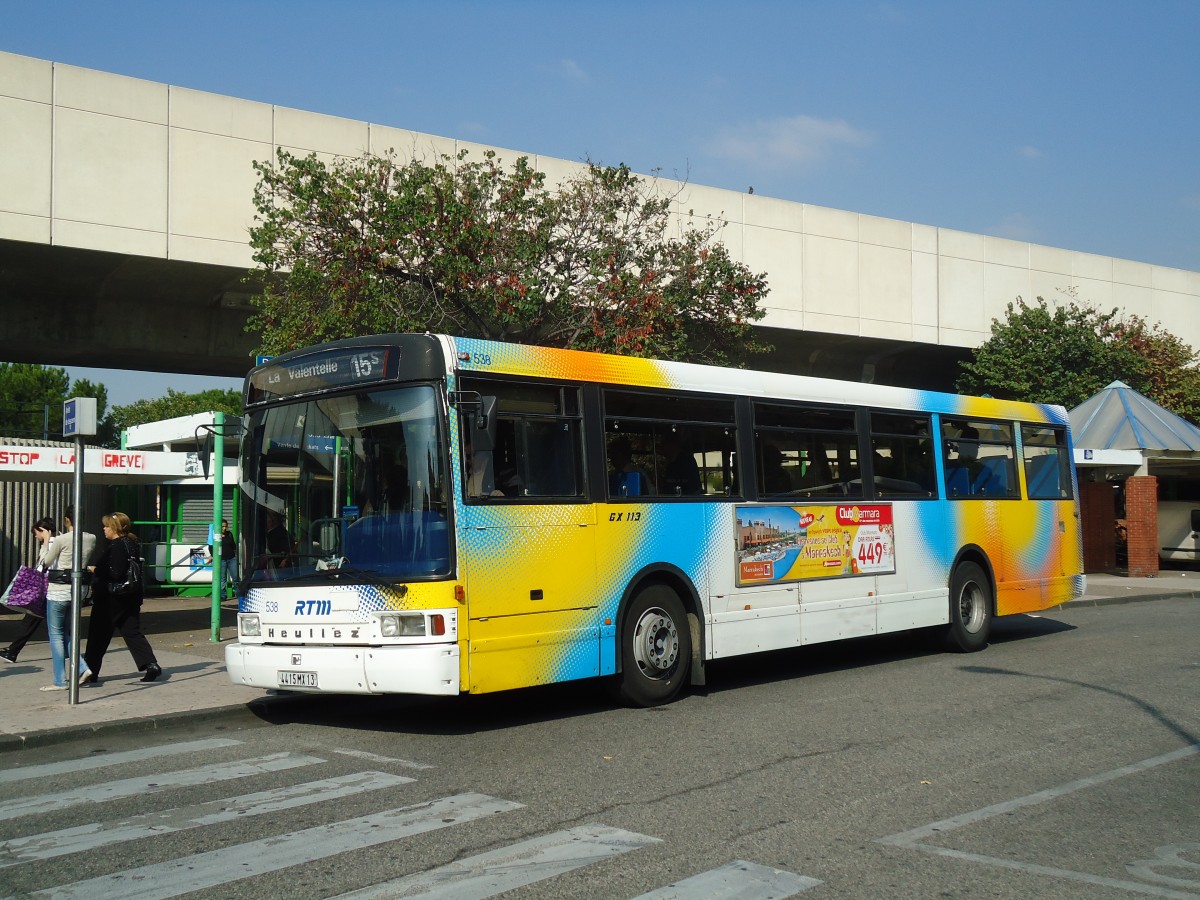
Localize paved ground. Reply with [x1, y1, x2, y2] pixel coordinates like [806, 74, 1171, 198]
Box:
[2, 571, 1198, 752]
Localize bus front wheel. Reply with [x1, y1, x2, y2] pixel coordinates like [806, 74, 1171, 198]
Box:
[616, 585, 691, 707]
[945, 561, 992, 652]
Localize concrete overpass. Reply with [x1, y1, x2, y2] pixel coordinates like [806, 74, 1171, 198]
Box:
[3, 49, 1198, 390]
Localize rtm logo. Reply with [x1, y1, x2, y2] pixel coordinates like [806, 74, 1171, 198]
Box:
[294, 600, 333, 616]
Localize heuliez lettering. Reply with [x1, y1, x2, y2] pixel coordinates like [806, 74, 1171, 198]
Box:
[267, 627, 360, 639]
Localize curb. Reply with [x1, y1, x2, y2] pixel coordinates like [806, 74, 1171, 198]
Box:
[0, 695, 308, 755]
[1063, 591, 1200, 609]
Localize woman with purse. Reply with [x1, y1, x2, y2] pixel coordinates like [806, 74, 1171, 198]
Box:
[0, 519, 53, 662]
[35, 513, 96, 691]
[1, 519, 54, 673]
[39, 506, 97, 690]
[82, 512, 162, 684]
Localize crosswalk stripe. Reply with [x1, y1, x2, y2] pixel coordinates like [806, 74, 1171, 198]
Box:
[332, 823, 661, 899]
[631, 859, 823, 899]
[0, 738, 243, 785]
[34, 792, 524, 900]
[0, 771, 413, 867]
[0, 752, 324, 820]
[333, 748, 436, 770]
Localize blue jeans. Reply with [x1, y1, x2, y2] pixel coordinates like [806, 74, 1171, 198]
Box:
[220, 557, 238, 595]
[47, 600, 88, 687]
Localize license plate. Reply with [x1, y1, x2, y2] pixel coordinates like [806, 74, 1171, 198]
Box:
[278, 670, 318, 688]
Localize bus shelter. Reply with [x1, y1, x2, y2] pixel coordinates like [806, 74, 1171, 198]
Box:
[0, 412, 237, 595]
[1071, 381, 1200, 576]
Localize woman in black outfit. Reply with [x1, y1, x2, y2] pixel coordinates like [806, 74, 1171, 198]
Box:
[82, 511, 162, 684]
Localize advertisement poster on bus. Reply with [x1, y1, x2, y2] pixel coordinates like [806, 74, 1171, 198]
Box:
[735, 504, 895, 586]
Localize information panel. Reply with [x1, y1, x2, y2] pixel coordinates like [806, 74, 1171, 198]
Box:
[736, 503, 896, 586]
[248, 347, 396, 403]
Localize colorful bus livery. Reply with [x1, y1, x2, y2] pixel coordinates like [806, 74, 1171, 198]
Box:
[225, 333, 1084, 706]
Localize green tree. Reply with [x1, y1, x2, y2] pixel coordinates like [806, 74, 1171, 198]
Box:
[248, 148, 770, 366]
[958, 296, 1200, 421]
[0, 364, 113, 443]
[111, 388, 242, 433]
[1108, 316, 1200, 423]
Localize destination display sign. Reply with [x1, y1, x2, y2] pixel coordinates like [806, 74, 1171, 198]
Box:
[248, 347, 397, 404]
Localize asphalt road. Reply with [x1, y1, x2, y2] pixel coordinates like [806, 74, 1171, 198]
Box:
[2, 598, 1197, 899]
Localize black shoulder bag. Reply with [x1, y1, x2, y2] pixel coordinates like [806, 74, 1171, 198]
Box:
[110, 539, 143, 596]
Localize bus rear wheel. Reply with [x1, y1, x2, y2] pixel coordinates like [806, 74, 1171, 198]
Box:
[944, 561, 992, 652]
[616, 585, 691, 707]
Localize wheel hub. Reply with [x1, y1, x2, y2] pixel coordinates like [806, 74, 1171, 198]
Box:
[959, 583, 986, 633]
[632, 608, 679, 675]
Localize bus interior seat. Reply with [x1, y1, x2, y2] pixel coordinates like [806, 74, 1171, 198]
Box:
[945, 465, 971, 497]
[1025, 455, 1058, 497]
[973, 458, 1009, 496]
[610, 471, 643, 497]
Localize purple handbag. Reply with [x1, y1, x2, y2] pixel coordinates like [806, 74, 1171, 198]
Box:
[3, 565, 48, 618]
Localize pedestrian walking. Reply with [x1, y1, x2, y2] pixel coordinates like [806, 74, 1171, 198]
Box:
[218, 519, 238, 599]
[0, 613, 43, 664]
[0, 519, 53, 667]
[39, 506, 96, 691]
[82, 512, 162, 684]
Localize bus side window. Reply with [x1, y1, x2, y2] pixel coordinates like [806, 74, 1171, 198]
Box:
[942, 419, 1018, 499]
[604, 389, 739, 500]
[752, 402, 862, 499]
[460, 379, 585, 501]
[1021, 424, 1073, 500]
[870, 412, 935, 498]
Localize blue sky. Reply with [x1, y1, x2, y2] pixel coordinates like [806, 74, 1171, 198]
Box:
[4, 0, 1198, 405]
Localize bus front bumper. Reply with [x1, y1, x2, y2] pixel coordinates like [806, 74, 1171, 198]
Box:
[225, 642, 461, 696]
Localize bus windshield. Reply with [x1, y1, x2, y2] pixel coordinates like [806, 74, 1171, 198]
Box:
[239, 384, 450, 584]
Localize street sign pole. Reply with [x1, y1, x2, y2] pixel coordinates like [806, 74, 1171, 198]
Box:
[63, 397, 97, 706]
[211, 411, 224, 643]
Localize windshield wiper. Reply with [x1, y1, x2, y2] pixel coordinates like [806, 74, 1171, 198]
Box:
[284, 565, 397, 589]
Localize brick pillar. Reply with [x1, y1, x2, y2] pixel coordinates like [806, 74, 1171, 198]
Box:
[1124, 475, 1159, 577]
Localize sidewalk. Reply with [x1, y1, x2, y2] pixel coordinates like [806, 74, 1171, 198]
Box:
[3, 571, 1198, 751]
[0, 593, 282, 751]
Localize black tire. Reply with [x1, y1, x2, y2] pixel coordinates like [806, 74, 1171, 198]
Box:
[615, 584, 691, 707]
[944, 561, 992, 652]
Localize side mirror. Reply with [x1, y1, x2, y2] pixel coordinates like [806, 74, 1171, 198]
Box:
[200, 430, 214, 479]
[473, 396, 498, 452]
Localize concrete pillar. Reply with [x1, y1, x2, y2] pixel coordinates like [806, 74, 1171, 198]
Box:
[1124, 475, 1159, 577]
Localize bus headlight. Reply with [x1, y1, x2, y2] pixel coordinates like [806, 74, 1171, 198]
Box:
[379, 613, 426, 637]
[239, 614, 261, 637]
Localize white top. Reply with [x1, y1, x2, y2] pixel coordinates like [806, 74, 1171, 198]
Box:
[40, 530, 97, 602]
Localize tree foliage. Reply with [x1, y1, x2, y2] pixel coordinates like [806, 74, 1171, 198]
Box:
[0, 363, 114, 444]
[248, 148, 770, 366]
[958, 296, 1200, 422]
[110, 389, 242, 433]
[1, 364, 241, 448]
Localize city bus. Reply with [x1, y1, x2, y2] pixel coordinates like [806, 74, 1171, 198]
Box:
[225, 333, 1084, 706]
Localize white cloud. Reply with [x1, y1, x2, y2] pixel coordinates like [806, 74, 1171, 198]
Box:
[870, 3, 907, 24]
[706, 115, 873, 170]
[560, 58, 590, 83]
[990, 212, 1039, 242]
[1017, 145, 1043, 159]
[456, 120, 489, 138]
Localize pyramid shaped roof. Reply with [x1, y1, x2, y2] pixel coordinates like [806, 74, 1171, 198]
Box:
[1069, 381, 1200, 452]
